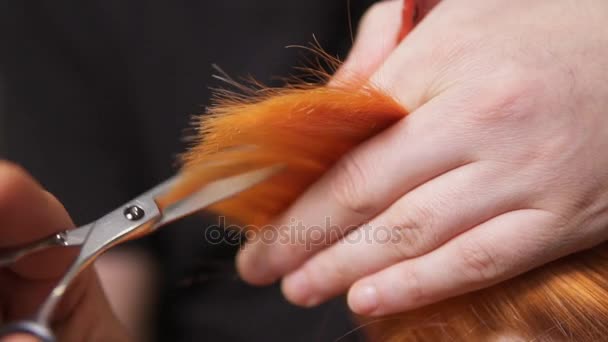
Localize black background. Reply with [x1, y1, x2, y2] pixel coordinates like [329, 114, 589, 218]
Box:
[0, 1, 378, 340]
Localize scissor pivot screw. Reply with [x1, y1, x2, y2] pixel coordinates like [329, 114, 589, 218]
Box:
[124, 205, 145, 221]
[54, 232, 68, 246]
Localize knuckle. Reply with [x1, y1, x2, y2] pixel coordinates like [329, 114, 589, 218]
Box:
[464, 72, 574, 167]
[406, 203, 437, 238]
[466, 75, 545, 126]
[267, 243, 301, 276]
[330, 153, 375, 216]
[459, 241, 500, 283]
[389, 222, 424, 259]
[396, 266, 427, 305]
[305, 258, 354, 294]
[387, 204, 438, 259]
[548, 212, 574, 240]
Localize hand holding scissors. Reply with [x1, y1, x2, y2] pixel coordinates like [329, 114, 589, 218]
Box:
[0, 161, 281, 341]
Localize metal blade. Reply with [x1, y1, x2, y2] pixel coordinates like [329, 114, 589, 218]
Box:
[155, 164, 283, 227]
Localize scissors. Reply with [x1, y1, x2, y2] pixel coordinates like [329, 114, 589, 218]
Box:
[0, 164, 282, 341]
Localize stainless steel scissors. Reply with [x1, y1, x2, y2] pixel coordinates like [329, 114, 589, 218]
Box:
[0, 165, 282, 341]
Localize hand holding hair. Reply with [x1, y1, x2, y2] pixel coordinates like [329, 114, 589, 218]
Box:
[230, 0, 608, 316]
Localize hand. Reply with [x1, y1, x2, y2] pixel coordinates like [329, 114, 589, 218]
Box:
[236, 0, 608, 316]
[0, 162, 129, 341]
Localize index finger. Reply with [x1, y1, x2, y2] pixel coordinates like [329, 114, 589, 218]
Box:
[0, 161, 76, 280]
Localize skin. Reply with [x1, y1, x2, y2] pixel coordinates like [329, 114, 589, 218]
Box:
[0, 162, 128, 341]
[237, 0, 608, 316]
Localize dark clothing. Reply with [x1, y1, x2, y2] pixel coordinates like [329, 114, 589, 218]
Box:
[0, 1, 375, 341]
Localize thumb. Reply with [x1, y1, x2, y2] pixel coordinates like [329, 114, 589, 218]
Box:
[369, 0, 454, 112]
[333, 0, 403, 83]
[1, 335, 40, 342]
[334, 0, 442, 84]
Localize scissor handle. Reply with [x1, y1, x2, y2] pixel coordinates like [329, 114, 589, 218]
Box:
[0, 320, 55, 342]
[0, 232, 68, 268]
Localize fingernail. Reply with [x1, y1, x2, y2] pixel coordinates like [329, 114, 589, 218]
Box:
[350, 284, 379, 315]
[284, 271, 320, 307]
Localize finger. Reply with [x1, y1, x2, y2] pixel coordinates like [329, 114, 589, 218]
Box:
[280, 160, 527, 306]
[0, 161, 76, 279]
[1, 256, 114, 328]
[367, 0, 477, 112]
[237, 96, 474, 285]
[53, 271, 129, 342]
[347, 209, 564, 316]
[1, 334, 40, 342]
[0, 163, 124, 338]
[332, 0, 402, 83]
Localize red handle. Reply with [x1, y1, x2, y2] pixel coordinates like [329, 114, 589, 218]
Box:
[398, 0, 442, 42]
[397, 0, 418, 42]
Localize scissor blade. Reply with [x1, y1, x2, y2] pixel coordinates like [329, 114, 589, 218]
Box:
[155, 164, 284, 227]
[52, 176, 182, 247]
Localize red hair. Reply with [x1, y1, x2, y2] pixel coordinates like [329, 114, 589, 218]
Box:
[159, 72, 407, 225]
